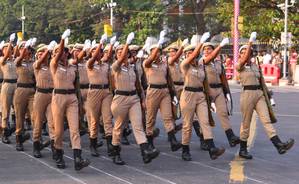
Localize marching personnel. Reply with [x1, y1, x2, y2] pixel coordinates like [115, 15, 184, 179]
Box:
[86, 34, 114, 157]
[200, 39, 240, 148]
[50, 29, 90, 170]
[180, 32, 225, 161]
[32, 45, 56, 158]
[111, 33, 160, 165]
[143, 30, 181, 152]
[236, 32, 294, 159]
[14, 39, 35, 151]
[0, 34, 18, 144]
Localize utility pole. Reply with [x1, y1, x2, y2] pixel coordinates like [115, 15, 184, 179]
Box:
[111, 0, 113, 29]
[22, 5, 25, 39]
[233, 0, 239, 80]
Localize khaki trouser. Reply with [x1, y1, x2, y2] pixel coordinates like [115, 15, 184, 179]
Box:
[52, 94, 81, 150]
[290, 63, 297, 81]
[33, 92, 55, 142]
[181, 91, 213, 145]
[211, 87, 232, 131]
[146, 88, 174, 136]
[111, 94, 147, 146]
[88, 89, 113, 139]
[1, 83, 16, 129]
[14, 87, 35, 135]
[82, 97, 91, 131]
[240, 90, 277, 141]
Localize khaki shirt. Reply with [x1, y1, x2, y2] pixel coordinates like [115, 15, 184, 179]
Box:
[181, 59, 205, 88]
[15, 59, 35, 84]
[200, 57, 222, 84]
[86, 61, 110, 85]
[50, 60, 76, 89]
[76, 60, 89, 85]
[131, 59, 143, 79]
[0, 57, 17, 79]
[33, 62, 54, 89]
[235, 63, 260, 86]
[143, 60, 167, 85]
[112, 62, 136, 91]
[168, 59, 183, 83]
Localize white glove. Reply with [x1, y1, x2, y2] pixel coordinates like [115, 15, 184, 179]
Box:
[0, 42, 3, 50]
[182, 38, 189, 47]
[159, 30, 166, 40]
[84, 39, 90, 45]
[157, 37, 164, 48]
[17, 37, 22, 46]
[92, 39, 96, 46]
[25, 39, 32, 49]
[126, 32, 135, 44]
[10, 33, 16, 42]
[137, 51, 144, 58]
[200, 32, 210, 44]
[114, 41, 119, 48]
[226, 93, 231, 103]
[0, 41, 5, 45]
[110, 36, 116, 45]
[83, 40, 91, 51]
[220, 38, 229, 47]
[172, 96, 178, 105]
[48, 41, 56, 51]
[32, 38, 37, 46]
[142, 43, 150, 50]
[210, 102, 217, 113]
[249, 32, 257, 42]
[100, 34, 107, 44]
[65, 37, 69, 45]
[270, 98, 276, 108]
[62, 29, 71, 39]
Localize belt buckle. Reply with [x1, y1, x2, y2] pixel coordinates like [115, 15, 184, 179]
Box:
[100, 84, 104, 89]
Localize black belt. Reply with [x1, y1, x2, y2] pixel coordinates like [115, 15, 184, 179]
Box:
[173, 81, 184, 86]
[243, 85, 261, 90]
[17, 83, 36, 88]
[115, 90, 137, 96]
[150, 84, 168, 89]
[80, 84, 89, 89]
[90, 84, 109, 89]
[185, 86, 203, 92]
[0, 79, 3, 83]
[209, 83, 222, 88]
[4, 79, 17, 83]
[37, 88, 54, 93]
[54, 89, 76, 94]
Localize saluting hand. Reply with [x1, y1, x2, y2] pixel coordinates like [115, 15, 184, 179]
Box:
[220, 38, 229, 47]
[17, 37, 22, 46]
[32, 38, 37, 46]
[110, 36, 116, 45]
[126, 32, 135, 44]
[10, 33, 16, 42]
[182, 38, 189, 47]
[249, 32, 257, 42]
[62, 29, 71, 40]
[200, 32, 210, 44]
[100, 34, 108, 44]
[48, 41, 56, 51]
[83, 40, 91, 51]
[25, 39, 32, 49]
[92, 39, 96, 46]
[114, 41, 119, 48]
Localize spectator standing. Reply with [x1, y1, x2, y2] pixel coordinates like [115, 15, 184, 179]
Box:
[288, 47, 298, 82]
[262, 50, 271, 64]
[257, 51, 263, 64]
[224, 54, 232, 80]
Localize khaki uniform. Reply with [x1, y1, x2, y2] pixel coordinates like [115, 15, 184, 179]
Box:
[111, 62, 147, 146]
[50, 61, 81, 150]
[86, 61, 113, 138]
[32, 62, 55, 142]
[143, 61, 174, 136]
[180, 60, 213, 145]
[0, 67, 3, 113]
[235, 63, 277, 141]
[14, 59, 35, 135]
[0, 57, 17, 129]
[200, 58, 232, 131]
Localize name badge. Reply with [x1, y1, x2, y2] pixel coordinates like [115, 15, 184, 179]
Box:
[152, 64, 157, 68]
[192, 69, 198, 72]
[174, 63, 178, 66]
[7, 63, 11, 66]
[244, 66, 250, 69]
[94, 66, 99, 70]
[60, 68, 66, 71]
[122, 68, 127, 72]
[22, 63, 27, 66]
[42, 68, 48, 71]
[131, 64, 135, 67]
[78, 64, 82, 66]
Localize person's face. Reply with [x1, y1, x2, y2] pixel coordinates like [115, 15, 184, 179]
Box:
[253, 52, 257, 55]
[240, 49, 246, 60]
[131, 50, 137, 57]
[117, 49, 122, 59]
[273, 52, 278, 57]
[262, 51, 267, 55]
[37, 52, 44, 60]
[169, 48, 177, 57]
[104, 50, 108, 56]
[185, 50, 193, 59]
[258, 52, 261, 56]
[203, 46, 213, 57]
[74, 48, 81, 57]
[151, 49, 161, 60]
[19, 47, 25, 52]
[291, 48, 295, 52]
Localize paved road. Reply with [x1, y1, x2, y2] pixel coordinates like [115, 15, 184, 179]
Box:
[0, 85, 298, 184]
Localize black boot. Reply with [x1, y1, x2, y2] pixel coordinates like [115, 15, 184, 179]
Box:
[22, 132, 30, 143]
[51, 140, 57, 160]
[271, 135, 294, 155]
[182, 145, 192, 161]
[11, 114, 16, 127]
[56, 149, 65, 169]
[168, 130, 182, 152]
[112, 145, 125, 165]
[33, 141, 42, 158]
[192, 121, 201, 137]
[206, 139, 225, 160]
[7, 126, 16, 137]
[41, 121, 49, 136]
[16, 135, 24, 151]
[121, 128, 130, 145]
[199, 134, 208, 151]
[146, 135, 156, 150]
[152, 128, 160, 140]
[25, 118, 32, 131]
[99, 124, 104, 133]
[2, 128, 11, 144]
[40, 138, 51, 150]
[107, 136, 114, 156]
[90, 138, 99, 157]
[125, 125, 132, 137]
[174, 123, 183, 133]
[140, 143, 160, 164]
[239, 141, 252, 159]
[74, 149, 90, 171]
[79, 129, 87, 136]
[97, 140, 104, 147]
[225, 129, 240, 147]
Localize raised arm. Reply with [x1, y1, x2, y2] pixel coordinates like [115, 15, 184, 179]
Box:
[87, 34, 107, 66]
[239, 32, 256, 68]
[116, 32, 134, 67]
[3, 33, 16, 62]
[52, 29, 70, 64]
[168, 38, 188, 64]
[203, 38, 229, 64]
[70, 40, 91, 65]
[144, 30, 165, 67]
[102, 36, 115, 63]
[15, 39, 32, 64]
